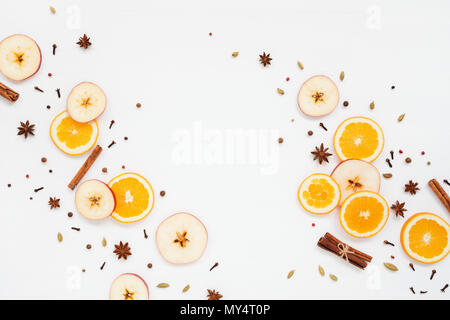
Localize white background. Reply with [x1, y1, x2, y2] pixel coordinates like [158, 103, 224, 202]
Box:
[1, 0, 449, 300]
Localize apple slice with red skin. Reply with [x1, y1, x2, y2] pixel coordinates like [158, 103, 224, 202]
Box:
[156, 212, 208, 264]
[331, 159, 380, 205]
[67, 82, 106, 123]
[75, 179, 116, 220]
[110, 273, 149, 300]
[0, 34, 41, 81]
[297, 75, 339, 117]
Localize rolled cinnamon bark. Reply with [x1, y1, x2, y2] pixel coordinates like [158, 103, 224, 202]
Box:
[324, 232, 372, 262]
[0, 82, 19, 102]
[318, 237, 368, 269]
[428, 179, 450, 212]
[68, 145, 103, 190]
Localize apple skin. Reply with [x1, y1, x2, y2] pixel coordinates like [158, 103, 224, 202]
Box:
[330, 159, 381, 204]
[155, 212, 208, 265]
[75, 179, 116, 220]
[297, 75, 339, 117]
[0, 34, 42, 81]
[109, 273, 149, 300]
[66, 82, 107, 122]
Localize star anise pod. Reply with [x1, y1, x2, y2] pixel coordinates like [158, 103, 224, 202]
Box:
[76, 34, 92, 49]
[207, 289, 223, 300]
[311, 143, 332, 164]
[259, 52, 272, 67]
[17, 121, 35, 139]
[48, 197, 60, 209]
[113, 241, 132, 260]
[390, 201, 407, 218]
[405, 180, 419, 195]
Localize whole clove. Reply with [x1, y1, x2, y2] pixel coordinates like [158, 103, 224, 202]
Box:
[409, 263, 415, 271]
[210, 262, 219, 271]
[430, 269, 437, 280]
[383, 240, 395, 246]
[386, 158, 392, 168]
[34, 86, 44, 92]
[52, 44, 57, 55]
[56, 88, 61, 98]
[319, 122, 328, 131]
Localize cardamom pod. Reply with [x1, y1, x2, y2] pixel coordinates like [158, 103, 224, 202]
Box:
[330, 274, 338, 281]
[277, 88, 285, 95]
[157, 283, 170, 288]
[370, 101, 375, 110]
[57, 232, 63, 242]
[287, 270, 295, 279]
[297, 61, 304, 70]
[182, 285, 190, 293]
[398, 114, 405, 122]
[339, 71, 345, 81]
[102, 237, 107, 247]
[384, 262, 398, 271]
[319, 265, 325, 276]
[232, 51, 239, 57]
[382, 173, 392, 178]
[50, 6, 56, 14]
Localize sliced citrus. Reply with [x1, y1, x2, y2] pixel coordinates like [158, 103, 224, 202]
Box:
[298, 173, 340, 215]
[340, 191, 388, 238]
[108, 173, 155, 223]
[333, 117, 384, 162]
[401, 213, 450, 264]
[50, 111, 98, 155]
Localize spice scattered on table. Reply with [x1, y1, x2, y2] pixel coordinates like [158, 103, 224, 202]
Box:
[113, 241, 131, 260]
[277, 88, 285, 95]
[56, 88, 61, 98]
[57, 232, 63, 242]
[159, 190, 166, 197]
[390, 201, 407, 218]
[369, 101, 375, 110]
[384, 262, 398, 271]
[428, 179, 450, 212]
[343, 100, 349, 107]
[77, 34, 92, 49]
[311, 144, 332, 164]
[384, 240, 395, 246]
[48, 197, 60, 209]
[319, 122, 327, 131]
[410, 287, 415, 294]
[409, 263, 415, 271]
[259, 52, 272, 67]
[339, 71, 344, 81]
[297, 61, 304, 70]
[0, 82, 20, 102]
[405, 180, 419, 195]
[147, 263, 152, 269]
[34, 86, 43, 92]
[207, 289, 223, 300]
[405, 157, 412, 163]
[17, 121, 35, 139]
[287, 270, 295, 279]
[430, 269, 437, 280]
[386, 158, 392, 168]
[157, 283, 170, 288]
[232, 51, 239, 57]
[52, 44, 57, 55]
[382, 173, 392, 179]
[210, 262, 219, 271]
[34, 187, 44, 193]
[182, 285, 190, 293]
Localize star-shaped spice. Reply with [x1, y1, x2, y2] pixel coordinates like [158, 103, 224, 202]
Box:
[311, 143, 332, 164]
[207, 289, 223, 300]
[76, 34, 92, 49]
[390, 201, 407, 218]
[259, 52, 272, 67]
[17, 121, 35, 139]
[113, 241, 131, 260]
[405, 180, 419, 195]
[48, 197, 60, 209]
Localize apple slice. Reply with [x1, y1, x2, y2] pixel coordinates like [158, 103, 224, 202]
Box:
[331, 159, 380, 205]
[0, 34, 41, 81]
[156, 212, 208, 264]
[75, 179, 115, 220]
[297, 75, 339, 117]
[67, 82, 106, 123]
[110, 273, 149, 300]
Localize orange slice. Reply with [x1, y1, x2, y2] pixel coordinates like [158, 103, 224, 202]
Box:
[333, 117, 384, 162]
[340, 191, 388, 238]
[401, 213, 450, 264]
[108, 173, 155, 223]
[50, 111, 98, 155]
[298, 173, 340, 215]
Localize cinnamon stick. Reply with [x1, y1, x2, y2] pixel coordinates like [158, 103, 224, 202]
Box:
[428, 179, 450, 212]
[324, 232, 372, 262]
[68, 145, 102, 190]
[0, 82, 19, 102]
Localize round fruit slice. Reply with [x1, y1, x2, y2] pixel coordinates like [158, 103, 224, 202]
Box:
[298, 173, 341, 215]
[0, 34, 41, 81]
[156, 212, 208, 264]
[331, 159, 380, 206]
[75, 180, 116, 220]
[108, 173, 155, 223]
[110, 273, 149, 300]
[401, 213, 450, 264]
[340, 191, 388, 238]
[297, 75, 339, 117]
[67, 82, 106, 123]
[50, 111, 98, 155]
[334, 117, 384, 162]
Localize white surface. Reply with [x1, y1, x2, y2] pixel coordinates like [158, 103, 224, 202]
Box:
[1, 0, 449, 300]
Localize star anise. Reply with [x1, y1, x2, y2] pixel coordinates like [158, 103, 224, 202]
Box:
[17, 121, 35, 139]
[113, 241, 132, 260]
[207, 289, 223, 300]
[259, 52, 272, 67]
[48, 197, 60, 209]
[390, 201, 407, 218]
[76, 34, 92, 49]
[405, 180, 419, 195]
[311, 143, 332, 164]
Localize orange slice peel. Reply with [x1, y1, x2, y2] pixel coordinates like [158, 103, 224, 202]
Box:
[298, 173, 341, 215]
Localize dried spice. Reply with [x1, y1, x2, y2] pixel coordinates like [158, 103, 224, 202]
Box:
[52, 44, 57, 55]
[297, 61, 304, 70]
[109, 120, 115, 129]
[207, 289, 223, 300]
[405, 157, 412, 163]
[278, 137, 284, 144]
[48, 197, 60, 209]
[108, 141, 116, 148]
[409, 263, 415, 271]
[386, 158, 392, 168]
[277, 88, 285, 95]
[259, 52, 272, 67]
[160, 190, 166, 197]
[405, 180, 419, 195]
[182, 285, 190, 293]
[100, 262, 106, 270]
[384, 262, 398, 271]
[384, 240, 395, 247]
[307, 130, 313, 136]
[34, 86, 43, 92]
[157, 283, 170, 288]
[210, 262, 219, 271]
[311, 143, 332, 164]
[102, 238, 107, 247]
[77, 34, 92, 49]
[57, 232, 63, 242]
[319, 122, 328, 131]
[71, 227, 80, 231]
[444, 179, 450, 186]
[442, 284, 449, 292]
[34, 187, 44, 193]
[398, 114, 405, 122]
[329, 274, 338, 281]
[339, 71, 345, 81]
[49, 6, 56, 14]
[370, 101, 375, 110]
[410, 287, 416, 294]
[287, 270, 295, 279]
[232, 51, 239, 57]
[382, 173, 392, 179]
[430, 269, 437, 280]
[343, 101, 349, 107]
[390, 201, 407, 218]
[113, 241, 131, 260]
[17, 121, 35, 139]
[147, 263, 152, 268]
[318, 265, 325, 276]
[144, 229, 148, 239]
